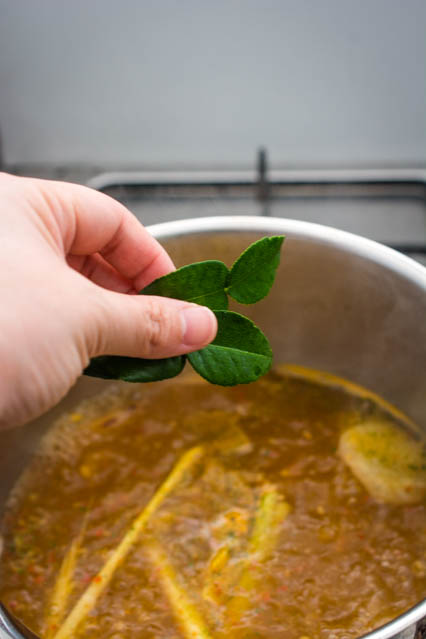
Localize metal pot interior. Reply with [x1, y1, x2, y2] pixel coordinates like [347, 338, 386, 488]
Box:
[1, 217, 425, 639]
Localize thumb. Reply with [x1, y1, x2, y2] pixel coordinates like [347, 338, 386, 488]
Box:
[87, 288, 218, 359]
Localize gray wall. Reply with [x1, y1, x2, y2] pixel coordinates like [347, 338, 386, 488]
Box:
[1, 0, 425, 169]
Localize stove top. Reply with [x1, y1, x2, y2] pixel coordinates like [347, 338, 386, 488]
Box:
[7, 153, 426, 267]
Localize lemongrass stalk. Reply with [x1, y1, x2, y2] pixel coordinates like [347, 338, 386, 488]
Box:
[248, 488, 290, 559]
[53, 446, 204, 639]
[45, 536, 81, 638]
[45, 501, 93, 638]
[202, 545, 232, 606]
[226, 488, 290, 626]
[145, 540, 214, 639]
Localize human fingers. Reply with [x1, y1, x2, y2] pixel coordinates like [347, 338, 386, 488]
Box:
[27, 176, 176, 288]
[67, 253, 136, 293]
[88, 288, 218, 359]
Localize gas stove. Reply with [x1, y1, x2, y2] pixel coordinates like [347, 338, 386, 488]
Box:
[7, 150, 426, 267]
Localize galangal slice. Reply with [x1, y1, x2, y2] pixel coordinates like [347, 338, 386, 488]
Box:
[338, 420, 426, 505]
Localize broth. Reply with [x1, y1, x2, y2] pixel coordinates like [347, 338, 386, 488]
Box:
[0, 367, 425, 639]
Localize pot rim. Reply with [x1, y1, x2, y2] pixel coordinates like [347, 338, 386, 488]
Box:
[147, 215, 426, 291]
[148, 215, 426, 639]
[1, 216, 425, 639]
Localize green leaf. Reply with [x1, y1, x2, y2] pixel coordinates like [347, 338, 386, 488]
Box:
[226, 236, 284, 304]
[83, 237, 284, 386]
[140, 261, 229, 310]
[187, 311, 272, 386]
[84, 354, 186, 383]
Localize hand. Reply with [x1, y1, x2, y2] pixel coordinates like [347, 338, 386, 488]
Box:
[0, 173, 217, 429]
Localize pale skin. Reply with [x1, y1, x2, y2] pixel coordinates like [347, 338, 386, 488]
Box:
[0, 173, 217, 430]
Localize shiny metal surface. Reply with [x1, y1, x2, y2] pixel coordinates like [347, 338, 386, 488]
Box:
[0, 604, 36, 639]
[1, 216, 425, 639]
[85, 164, 426, 262]
[86, 166, 426, 190]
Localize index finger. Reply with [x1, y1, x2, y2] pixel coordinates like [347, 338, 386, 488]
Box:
[34, 177, 175, 290]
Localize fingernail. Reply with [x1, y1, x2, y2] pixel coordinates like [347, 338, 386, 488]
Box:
[181, 306, 217, 347]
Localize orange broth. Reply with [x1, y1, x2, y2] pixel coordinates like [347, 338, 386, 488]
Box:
[0, 367, 425, 639]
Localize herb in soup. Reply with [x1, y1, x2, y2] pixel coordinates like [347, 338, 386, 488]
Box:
[0, 367, 425, 639]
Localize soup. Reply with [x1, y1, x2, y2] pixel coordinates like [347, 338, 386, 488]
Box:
[0, 366, 425, 639]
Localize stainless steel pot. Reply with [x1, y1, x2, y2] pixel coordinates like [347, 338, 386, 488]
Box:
[1, 216, 426, 639]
